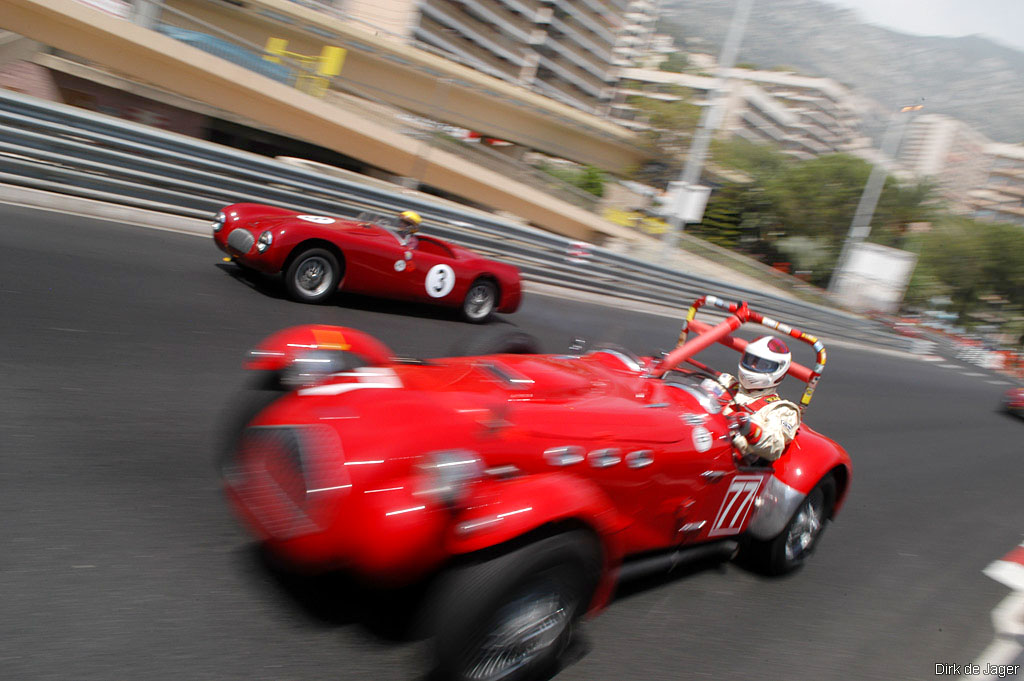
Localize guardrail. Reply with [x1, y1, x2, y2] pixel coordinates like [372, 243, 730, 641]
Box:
[0, 88, 912, 352]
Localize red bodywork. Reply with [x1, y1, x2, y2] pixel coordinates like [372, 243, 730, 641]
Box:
[1004, 387, 1024, 416]
[223, 300, 852, 611]
[212, 203, 522, 313]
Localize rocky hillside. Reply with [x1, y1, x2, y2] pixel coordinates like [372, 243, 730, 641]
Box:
[659, 0, 1024, 143]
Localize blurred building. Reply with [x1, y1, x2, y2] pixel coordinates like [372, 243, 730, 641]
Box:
[614, 66, 868, 157]
[898, 113, 992, 213]
[969, 143, 1024, 226]
[613, 0, 661, 67]
[334, 0, 629, 116]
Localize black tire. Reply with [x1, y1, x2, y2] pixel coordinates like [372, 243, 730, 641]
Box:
[449, 327, 542, 356]
[462, 278, 498, 323]
[284, 248, 340, 304]
[425, 532, 602, 681]
[216, 371, 285, 474]
[741, 475, 836, 575]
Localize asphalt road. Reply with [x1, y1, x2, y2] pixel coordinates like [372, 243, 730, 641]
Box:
[1, 203, 1021, 681]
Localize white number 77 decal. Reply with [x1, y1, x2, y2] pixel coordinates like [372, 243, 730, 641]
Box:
[709, 475, 765, 537]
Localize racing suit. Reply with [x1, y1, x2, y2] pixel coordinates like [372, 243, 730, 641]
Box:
[718, 376, 801, 461]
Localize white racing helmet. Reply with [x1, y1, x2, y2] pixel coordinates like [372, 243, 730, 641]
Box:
[738, 336, 792, 390]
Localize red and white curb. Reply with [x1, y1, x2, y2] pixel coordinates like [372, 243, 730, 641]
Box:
[961, 543, 1024, 679]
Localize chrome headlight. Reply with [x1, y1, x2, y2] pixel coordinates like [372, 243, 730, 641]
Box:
[417, 450, 483, 507]
[212, 211, 226, 232]
[256, 230, 274, 253]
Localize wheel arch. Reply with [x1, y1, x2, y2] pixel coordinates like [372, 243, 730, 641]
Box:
[283, 238, 346, 279]
[471, 273, 501, 302]
[827, 463, 851, 518]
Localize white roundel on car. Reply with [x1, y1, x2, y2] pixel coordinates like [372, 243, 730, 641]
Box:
[296, 215, 335, 224]
[425, 264, 455, 298]
[394, 260, 406, 272]
[692, 426, 713, 453]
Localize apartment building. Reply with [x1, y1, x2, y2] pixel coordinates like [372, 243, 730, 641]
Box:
[969, 143, 1024, 226]
[335, 0, 629, 116]
[898, 113, 992, 213]
[614, 67, 868, 158]
[613, 0, 661, 67]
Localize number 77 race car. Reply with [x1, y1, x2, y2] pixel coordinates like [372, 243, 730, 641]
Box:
[221, 296, 852, 681]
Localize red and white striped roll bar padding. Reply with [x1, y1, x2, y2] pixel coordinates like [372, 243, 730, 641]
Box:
[655, 295, 828, 412]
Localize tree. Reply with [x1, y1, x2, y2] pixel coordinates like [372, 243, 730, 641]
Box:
[658, 52, 689, 73]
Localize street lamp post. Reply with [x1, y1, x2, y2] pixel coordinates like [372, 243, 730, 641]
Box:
[827, 101, 923, 296]
[662, 0, 755, 252]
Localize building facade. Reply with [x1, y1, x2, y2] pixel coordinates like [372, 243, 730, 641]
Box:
[336, 0, 629, 116]
[614, 67, 869, 158]
[898, 113, 992, 214]
[969, 143, 1024, 226]
[613, 0, 661, 67]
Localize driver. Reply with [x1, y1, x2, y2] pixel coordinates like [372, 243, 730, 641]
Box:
[397, 210, 422, 245]
[718, 336, 801, 461]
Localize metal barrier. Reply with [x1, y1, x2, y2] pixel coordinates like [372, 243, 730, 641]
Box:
[0, 88, 911, 351]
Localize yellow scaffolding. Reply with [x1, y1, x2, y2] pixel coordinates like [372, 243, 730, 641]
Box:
[264, 38, 345, 97]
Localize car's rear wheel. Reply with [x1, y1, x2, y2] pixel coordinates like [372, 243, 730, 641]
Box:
[462, 279, 498, 323]
[425, 532, 601, 681]
[284, 248, 340, 304]
[448, 327, 541, 356]
[741, 475, 835, 575]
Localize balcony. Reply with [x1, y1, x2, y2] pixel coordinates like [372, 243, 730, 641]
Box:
[538, 53, 607, 98]
[499, 0, 546, 19]
[416, 16, 522, 82]
[422, 0, 530, 65]
[455, 0, 541, 43]
[541, 29, 614, 81]
[550, 0, 617, 45]
[548, 16, 614, 63]
[580, 0, 628, 17]
[740, 109, 787, 143]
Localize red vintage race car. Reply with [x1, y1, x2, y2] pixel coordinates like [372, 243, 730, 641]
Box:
[1003, 387, 1024, 417]
[212, 203, 522, 322]
[221, 296, 852, 681]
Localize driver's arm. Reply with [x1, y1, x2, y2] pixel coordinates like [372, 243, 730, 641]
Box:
[734, 401, 800, 461]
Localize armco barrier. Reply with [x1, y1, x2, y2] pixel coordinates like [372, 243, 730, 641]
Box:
[0, 87, 912, 352]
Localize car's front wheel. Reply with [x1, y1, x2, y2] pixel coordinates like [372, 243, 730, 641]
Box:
[462, 279, 498, 323]
[284, 248, 340, 304]
[741, 475, 835, 575]
[426, 532, 601, 681]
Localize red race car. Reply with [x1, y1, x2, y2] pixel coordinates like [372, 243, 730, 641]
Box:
[1003, 387, 1024, 417]
[212, 203, 522, 322]
[221, 296, 851, 681]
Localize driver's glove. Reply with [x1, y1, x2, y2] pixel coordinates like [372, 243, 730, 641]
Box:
[729, 412, 763, 444]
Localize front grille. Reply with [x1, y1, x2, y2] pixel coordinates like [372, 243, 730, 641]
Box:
[226, 228, 255, 254]
[228, 426, 320, 539]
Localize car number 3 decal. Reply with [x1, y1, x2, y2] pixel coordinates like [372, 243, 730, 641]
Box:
[425, 264, 455, 298]
[709, 475, 764, 537]
[296, 215, 335, 224]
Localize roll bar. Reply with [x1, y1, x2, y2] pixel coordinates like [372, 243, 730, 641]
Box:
[654, 295, 828, 412]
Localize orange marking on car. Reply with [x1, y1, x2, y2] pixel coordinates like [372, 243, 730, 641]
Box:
[312, 328, 351, 351]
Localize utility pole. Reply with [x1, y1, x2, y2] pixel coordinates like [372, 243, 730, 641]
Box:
[662, 0, 754, 252]
[828, 101, 923, 295]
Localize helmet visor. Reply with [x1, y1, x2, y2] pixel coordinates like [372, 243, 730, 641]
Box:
[741, 352, 780, 374]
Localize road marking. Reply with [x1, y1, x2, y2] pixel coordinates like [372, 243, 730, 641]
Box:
[988, 380, 1011, 386]
[939, 364, 960, 368]
[964, 543, 1024, 679]
[962, 372, 986, 377]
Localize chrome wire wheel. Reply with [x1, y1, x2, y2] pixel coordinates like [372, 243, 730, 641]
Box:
[464, 589, 572, 681]
[784, 488, 825, 562]
[295, 256, 332, 297]
[463, 280, 496, 323]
